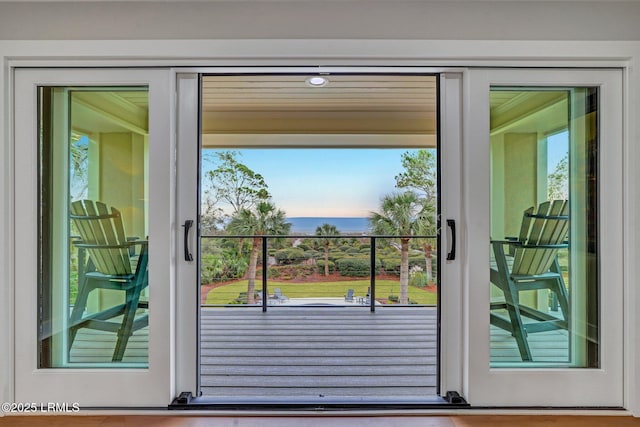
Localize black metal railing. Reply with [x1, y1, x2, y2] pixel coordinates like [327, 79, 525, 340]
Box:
[200, 234, 438, 312]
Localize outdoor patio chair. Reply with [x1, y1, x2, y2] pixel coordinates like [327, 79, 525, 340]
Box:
[490, 199, 570, 362]
[68, 200, 149, 362]
[273, 288, 289, 303]
[344, 288, 355, 302]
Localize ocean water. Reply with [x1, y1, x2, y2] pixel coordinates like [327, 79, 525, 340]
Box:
[287, 217, 370, 234]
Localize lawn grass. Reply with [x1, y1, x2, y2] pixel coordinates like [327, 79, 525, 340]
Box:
[204, 279, 437, 305]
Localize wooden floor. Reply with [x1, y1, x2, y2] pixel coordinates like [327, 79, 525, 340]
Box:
[1, 415, 639, 427]
[200, 307, 437, 402]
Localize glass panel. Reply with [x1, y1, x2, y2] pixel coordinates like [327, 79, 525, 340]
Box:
[38, 87, 149, 367]
[489, 87, 598, 367]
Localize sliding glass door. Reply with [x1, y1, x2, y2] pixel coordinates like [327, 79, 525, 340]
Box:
[466, 69, 623, 406]
[14, 68, 173, 406]
[12, 66, 622, 408]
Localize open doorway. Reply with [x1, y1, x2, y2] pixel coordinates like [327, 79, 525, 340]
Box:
[197, 74, 441, 403]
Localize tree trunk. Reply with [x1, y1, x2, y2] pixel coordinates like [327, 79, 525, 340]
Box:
[423, 242, 433, 283]
[246, 237, 261, 304]
[237, 237, 244, 256]
[324, 241, 330, 276]
[400, 238, 410, 304]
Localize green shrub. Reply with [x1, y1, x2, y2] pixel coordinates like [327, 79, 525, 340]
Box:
[268, 267, 280, 278]
[409, 271, 429, 288]
[381, 257, 401, 275]
[274, 247, 306, 265]
[230, 291, 260, 305]
[328, 251, 347, 262]
[380, 257, 428, 277]
[388, 295, 399, 303]
[200, 252, 248, 284]
[269, 264, 315, 280]
[316, 259, 336, 274]
[409, 256, 425, 269]
[335, 257, 381, 277]
[303, 250, 318, 259]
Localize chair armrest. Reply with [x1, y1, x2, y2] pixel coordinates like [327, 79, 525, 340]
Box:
[520, 243, 568, 249]
[74, 241, 141, 249]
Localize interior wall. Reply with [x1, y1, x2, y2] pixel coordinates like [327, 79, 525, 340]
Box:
[0, 1, 639, 41]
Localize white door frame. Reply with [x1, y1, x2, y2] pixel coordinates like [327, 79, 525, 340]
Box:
[13, 68, 175, 407]
[464, 68, 624, 406]
[174, 67, 465, 401]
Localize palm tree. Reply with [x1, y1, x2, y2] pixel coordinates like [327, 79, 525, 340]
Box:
[369, 192, 430, 304]
[227, 201, 291, 304]
[315, 223, 340, 276]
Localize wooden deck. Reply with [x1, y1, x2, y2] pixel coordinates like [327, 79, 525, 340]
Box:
[200, 307, 437, 402]
[70, 306, 570, 402]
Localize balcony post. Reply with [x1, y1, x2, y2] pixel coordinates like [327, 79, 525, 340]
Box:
[370, 237, 376, 312]
[262, 236, 268, 312]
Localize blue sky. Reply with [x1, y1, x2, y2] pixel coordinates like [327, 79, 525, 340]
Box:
[204, 138, 568, 218]
[547, 130, 569, 172]
[205, 149, 416, 217]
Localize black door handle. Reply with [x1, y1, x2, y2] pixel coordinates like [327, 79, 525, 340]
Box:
[446, 219, 456, 261]
[183, 220, 194, 262]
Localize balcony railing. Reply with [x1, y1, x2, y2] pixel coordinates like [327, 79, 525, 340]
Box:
[200, 234, 438, 311]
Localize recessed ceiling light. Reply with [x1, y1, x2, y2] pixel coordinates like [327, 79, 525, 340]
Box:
[306, 76, 329, 87]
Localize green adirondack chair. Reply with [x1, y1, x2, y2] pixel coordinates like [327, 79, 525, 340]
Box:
[68, 200, 149, 362]
[490, 200, 570, 361]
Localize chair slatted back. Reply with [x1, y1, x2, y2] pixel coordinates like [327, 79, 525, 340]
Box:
[70, 200, 132, 276]
[512, 200, 569, 276]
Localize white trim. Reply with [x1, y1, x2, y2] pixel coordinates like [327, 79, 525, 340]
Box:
[175, 73, 199, 397]
[439, 72, 464, 396]
[0, 56, 15, 408]
[622, 53, 640, 416]
[0, 40, 636, 68]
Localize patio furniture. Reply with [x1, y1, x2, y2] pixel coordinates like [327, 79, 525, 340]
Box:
[344, 288, 355, 302]
[273, 288, 289, 303]
[490, 199, 570, 361]
[68, 200, 149, 362]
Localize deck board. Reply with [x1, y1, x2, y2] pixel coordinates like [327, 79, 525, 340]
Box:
[69, 305, 570, 400]
[199, 307, 436, 399]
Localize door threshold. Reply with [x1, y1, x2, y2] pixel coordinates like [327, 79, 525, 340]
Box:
[169, 392, 468, 410]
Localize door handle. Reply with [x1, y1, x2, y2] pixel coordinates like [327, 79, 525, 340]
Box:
[446, 219, 456, 261]
[182, 220, 194, 262]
